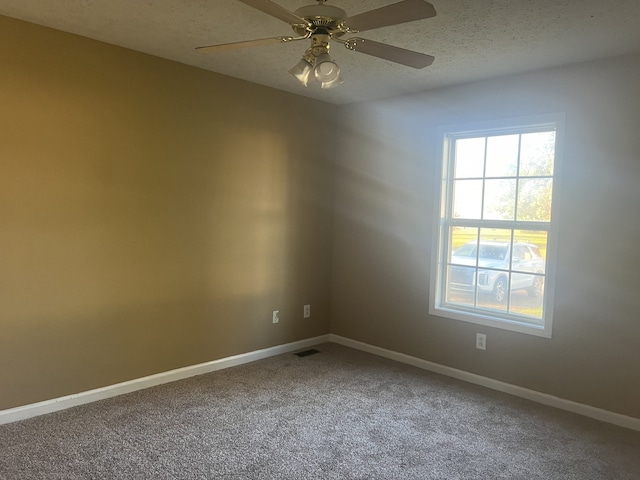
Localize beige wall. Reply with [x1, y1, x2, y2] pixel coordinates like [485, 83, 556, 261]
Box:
[331, 53, 640, 418]
[0, 16, 334, 410]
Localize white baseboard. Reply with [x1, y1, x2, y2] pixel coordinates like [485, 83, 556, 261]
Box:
[329, 334, 640, 432]
[5, 333, 638, 432]
[0, 334, 330, 425]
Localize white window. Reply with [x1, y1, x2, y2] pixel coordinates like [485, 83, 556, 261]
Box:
[430, 115, 563, 337]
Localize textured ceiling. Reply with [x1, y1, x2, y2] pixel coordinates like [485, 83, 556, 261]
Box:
[1, 0, 640, 104]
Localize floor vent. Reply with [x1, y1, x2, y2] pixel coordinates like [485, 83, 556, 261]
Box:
[295, 349, 320, 357]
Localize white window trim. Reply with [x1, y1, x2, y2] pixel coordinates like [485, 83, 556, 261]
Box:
[429, 114, 564, 338]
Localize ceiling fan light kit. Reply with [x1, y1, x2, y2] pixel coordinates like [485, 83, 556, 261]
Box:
[197, 0, 437, 89]
[287, 33, 342, 88]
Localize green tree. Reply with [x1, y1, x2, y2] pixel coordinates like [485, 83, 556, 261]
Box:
[496, 132, 555, 222]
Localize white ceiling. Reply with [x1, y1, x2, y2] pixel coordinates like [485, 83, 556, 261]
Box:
[2, 0, 640, 104]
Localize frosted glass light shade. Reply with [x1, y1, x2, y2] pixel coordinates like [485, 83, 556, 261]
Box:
[313, 53, 340, 83]
[289, 58, 314, 86]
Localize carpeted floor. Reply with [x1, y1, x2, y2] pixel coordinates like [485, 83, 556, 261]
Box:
[1, 343, 639, 479]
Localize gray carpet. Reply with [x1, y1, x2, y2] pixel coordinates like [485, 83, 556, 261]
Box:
[1, 343, 639, 479]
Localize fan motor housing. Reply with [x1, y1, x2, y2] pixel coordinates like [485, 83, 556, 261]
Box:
[292, 3, 347, 36]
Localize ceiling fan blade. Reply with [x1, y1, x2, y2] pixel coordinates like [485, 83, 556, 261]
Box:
[196, 36, 296, 53]
[341, 0, 436, 33]
[344, 38, 434, 69]
[237, 0, 310, 26]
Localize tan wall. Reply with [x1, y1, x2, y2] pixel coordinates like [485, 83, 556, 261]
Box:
[331, 53, 640, 418]
[0, 16, 334, 410]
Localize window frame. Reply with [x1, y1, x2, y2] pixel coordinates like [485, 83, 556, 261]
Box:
[429, 114, 564, 338]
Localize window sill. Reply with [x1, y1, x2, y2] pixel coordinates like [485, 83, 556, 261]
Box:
[429, 303, 552, 338]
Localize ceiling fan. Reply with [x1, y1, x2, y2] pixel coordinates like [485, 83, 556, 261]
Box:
[196, 0, 437, 89]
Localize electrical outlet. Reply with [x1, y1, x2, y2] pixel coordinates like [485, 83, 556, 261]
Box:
[303, 304, 311, 318]
[272, 310, 279, 324]
[476, 333, 486, 350]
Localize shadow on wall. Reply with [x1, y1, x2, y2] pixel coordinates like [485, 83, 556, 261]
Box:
[331, 105, 435, 349]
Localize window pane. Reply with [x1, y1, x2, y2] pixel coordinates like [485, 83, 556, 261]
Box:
[453, 179, 482, 219]
[511, 243, 544, 274]
[485, 135, 518, 177]
[513, 230, 548, 262]
[516, 178, 553, 221]
[520, 131, 555, 176]
[476, 272, 509, 312]
[483, 179, 516, 220]
[449, 227, 479, 264]
[454, 137, 485, 178]
[479, 228, 512, 247]
[509, 274, 544, 321]
[446, 265, 476, 307]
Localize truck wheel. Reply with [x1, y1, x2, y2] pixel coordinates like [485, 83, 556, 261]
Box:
[494, 277, 507, 303]
[527, 276, 543, 297]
